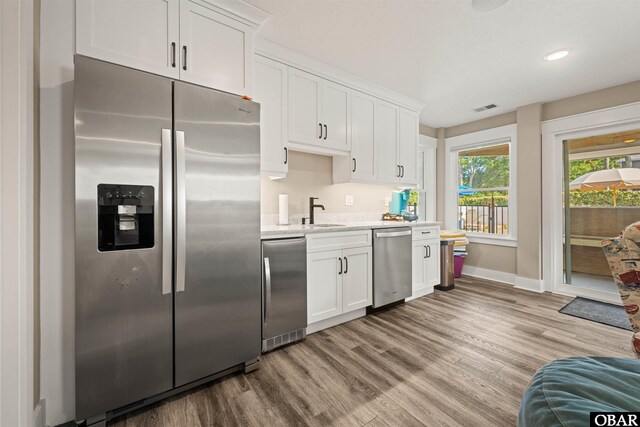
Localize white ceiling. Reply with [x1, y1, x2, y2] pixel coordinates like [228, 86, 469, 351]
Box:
[245, 0, 640, 128]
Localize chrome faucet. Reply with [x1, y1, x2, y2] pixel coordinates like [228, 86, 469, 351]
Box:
[309, 197, 325, 225]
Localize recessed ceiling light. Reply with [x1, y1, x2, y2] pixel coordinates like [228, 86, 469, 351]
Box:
[544, 50, 570, 61]
[624, 139, 636, 143]
[472, 0, 509, 11]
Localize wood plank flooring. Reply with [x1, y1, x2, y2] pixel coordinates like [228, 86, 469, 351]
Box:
[110, 277, 634, 427]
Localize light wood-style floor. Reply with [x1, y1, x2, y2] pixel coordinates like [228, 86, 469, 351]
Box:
[111, 276, 633, 427]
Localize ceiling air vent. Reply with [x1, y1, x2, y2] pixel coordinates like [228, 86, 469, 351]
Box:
[474, 104, 498, 112]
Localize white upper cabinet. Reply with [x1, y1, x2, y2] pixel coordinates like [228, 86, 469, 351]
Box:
[375, 102, 419, 186]
[76, 0, 268, 96]
[76, 0, 181, 79]
[376, 100, 400, 183]
[333, 91, 376, 184]
[254, 55, 288, 178]
[398, 108, 419, 185]
[179, 0, 252, 95]
[320, 81, 350, 151]
[288, 68, 322, 146]
[254, 39, 424, 181]
[288, 68, 350, 155]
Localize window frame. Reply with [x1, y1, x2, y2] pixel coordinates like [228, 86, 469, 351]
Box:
[444, 124, 518, 246]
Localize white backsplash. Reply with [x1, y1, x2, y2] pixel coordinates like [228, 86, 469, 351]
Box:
[261, 212, 384, 226]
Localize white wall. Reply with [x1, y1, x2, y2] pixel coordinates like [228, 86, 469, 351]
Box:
[261, 151, 397, 218]
[1, 0, 37, 424]
[39, 0, 75, 424]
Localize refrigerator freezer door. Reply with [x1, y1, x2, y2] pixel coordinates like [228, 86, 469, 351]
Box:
[173, 81, 261, 387]
[74, 56, 173, 419]
[261, 238, 307, 343]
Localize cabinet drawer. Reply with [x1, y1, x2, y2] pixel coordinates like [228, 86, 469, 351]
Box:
[306, 230, 372, 253]
[412, 226, 439, 241]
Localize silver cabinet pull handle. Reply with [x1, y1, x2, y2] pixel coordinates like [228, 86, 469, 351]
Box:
[376, 230, 412, 238]
[264, 257, 272, 323]
[161, 128, 173, 295]
[175, 130, 186, 293]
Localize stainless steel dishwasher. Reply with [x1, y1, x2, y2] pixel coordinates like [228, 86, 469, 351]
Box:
[372, 227, 412, 308]
[261, 236, 307, 352]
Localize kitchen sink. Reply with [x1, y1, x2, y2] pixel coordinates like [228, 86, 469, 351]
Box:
[308, 224, 345, 228]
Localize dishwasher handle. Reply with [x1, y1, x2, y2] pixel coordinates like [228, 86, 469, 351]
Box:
[375, 230, 412, 238]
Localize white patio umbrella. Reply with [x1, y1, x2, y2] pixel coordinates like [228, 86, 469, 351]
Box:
[569, 167, 640, 206]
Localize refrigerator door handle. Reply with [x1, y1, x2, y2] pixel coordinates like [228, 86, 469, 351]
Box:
[176, 130, 187, 293]
[161, 128, 173, 295]
[264, 257, 272, 323]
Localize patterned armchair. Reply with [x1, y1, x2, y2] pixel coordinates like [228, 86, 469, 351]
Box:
[601, 221, 640, 354]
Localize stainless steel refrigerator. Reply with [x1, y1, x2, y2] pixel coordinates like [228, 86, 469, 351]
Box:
[74, 56, 261, 424]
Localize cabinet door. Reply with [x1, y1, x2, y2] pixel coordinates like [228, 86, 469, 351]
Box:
[254, 56, 288, 178]
[412, 241, 427, 296]
[76, 0, 180, 79]
[376, 100, 400, 184]
[307, 250, 343, 324]
[179, 0, 253, 95]
[342, 247, 372, 313]
[288, 68, 321, 146]
[425, 241, 441, 287]
[398, 109, 418, 185]
[350, 92, 377, 181]
[320, 81, 350, 151]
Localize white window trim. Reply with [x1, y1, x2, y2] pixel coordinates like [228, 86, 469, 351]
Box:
[541, 101, 640, 297]
[444, 124, 518, 245]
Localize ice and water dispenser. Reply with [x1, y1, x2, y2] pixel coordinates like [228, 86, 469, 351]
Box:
[97, 184, 154, 251]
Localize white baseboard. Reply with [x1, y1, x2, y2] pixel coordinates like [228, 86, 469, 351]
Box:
[462, 266, 545, 294]
[33, 399, 45, 427]
[462, 265, 515, 285]
[307, 308, 366, 334]
[514, 275, 544, 293]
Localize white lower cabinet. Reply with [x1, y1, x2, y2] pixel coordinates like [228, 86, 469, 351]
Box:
[307, 250, 343, 324]
[412, 241, 428, 296]
[342, 247, 373, 312]
[410, 227, 441, 300]
[425, 241, 441, 288]
[307, 231, 372, 327]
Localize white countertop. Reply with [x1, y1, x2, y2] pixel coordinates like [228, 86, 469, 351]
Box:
[261, 221, 440, 239]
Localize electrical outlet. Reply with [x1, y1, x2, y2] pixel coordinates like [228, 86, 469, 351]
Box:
[345, 195, 354, 206]
[384, 197, 391, 207]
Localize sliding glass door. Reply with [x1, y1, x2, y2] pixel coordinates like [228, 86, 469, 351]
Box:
[562, 129, 640, 294]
